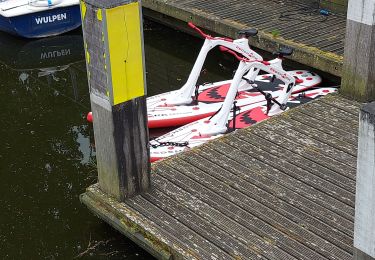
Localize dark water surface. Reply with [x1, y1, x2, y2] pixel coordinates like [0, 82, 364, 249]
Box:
[0, 20, 338, 259]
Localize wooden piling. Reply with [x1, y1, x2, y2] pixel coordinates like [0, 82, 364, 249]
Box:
[354, 102, 375, 260]
[80, 0, 150, 201]
[341, 0, 375, 102]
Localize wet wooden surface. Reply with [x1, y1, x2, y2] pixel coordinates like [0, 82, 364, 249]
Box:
[82, 94, 361, 260]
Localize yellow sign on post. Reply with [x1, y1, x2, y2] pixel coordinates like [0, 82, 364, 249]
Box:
[104, 2, 145, 105]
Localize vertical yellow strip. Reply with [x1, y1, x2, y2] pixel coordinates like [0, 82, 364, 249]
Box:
[106, 2, 145, 105]
[80, 0, 87, 21]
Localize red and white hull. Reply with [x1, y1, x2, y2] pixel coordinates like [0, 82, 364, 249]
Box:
[147, 70, 322, 128]
[150, 87, 338, 162]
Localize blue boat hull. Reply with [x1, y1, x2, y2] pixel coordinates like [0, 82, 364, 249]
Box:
[0, 5, 81, 38]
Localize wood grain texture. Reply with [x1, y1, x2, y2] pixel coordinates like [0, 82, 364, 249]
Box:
[354, 102, 375, 259]
[82, 95, 360, 260]
[142, 0, 345, 76]
[341, 19, 375, 102]
[82, 0, 150, 200]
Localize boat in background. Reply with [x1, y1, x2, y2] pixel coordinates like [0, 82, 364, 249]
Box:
[0, 0, 81, 38]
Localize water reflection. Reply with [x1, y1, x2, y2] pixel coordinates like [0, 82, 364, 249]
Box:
[0, 30, 152, 259]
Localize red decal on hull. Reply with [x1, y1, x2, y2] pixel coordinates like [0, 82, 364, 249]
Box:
[229, 107, 269, 129]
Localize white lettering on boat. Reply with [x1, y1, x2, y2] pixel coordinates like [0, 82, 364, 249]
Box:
[40, 49, 71, 59]
[35, 13, 67, 25]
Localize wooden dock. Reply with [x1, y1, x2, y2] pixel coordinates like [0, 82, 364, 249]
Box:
[81, 94, 360, 260]
[142, 0, 346, 77]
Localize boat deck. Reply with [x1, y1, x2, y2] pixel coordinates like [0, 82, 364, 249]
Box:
[81, 94, 360, 260]
[142, 0, 346, 76]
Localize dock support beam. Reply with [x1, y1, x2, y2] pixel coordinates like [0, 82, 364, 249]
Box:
[354, 102, 375, 260]
[80, 0, 150, 201]
[341, 0, 375, 102]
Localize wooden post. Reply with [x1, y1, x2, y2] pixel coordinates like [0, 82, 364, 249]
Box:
[354, 102, 375, 260]
[341, 0, 375, 102]
[80, 0, 150, 201]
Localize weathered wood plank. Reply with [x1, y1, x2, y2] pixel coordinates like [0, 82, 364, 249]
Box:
[127, 195, 231, 259]
[198, 142, 354, 235]
[341, 0, 375, 102]
[272, 116, 357, 156]
[83, 184, 191, 259]
[260, 119, 357, 168]
[288, 110, 358, 145]
[248, 124, 357, 177]
[294, 107, 359, 135]
[301, 98, 359, 124]
[142, 0, 345, 76]
[220, 135, 355, 217]
[180, 151, 354, 254]
[157, 162, 332, 260]
[82, 96, 359, 260]
[141, 186, 266, 259]
[354, 102, 375, 259]
[319, 95, 362, 114]
[235, 131, 356, 193]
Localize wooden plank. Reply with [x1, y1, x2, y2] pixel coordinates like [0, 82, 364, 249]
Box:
[180, 151, 354, 254]
[141, 185, 266, 259]
[83, 184, 189, 259]
[249, 121, 356, 172]
[295, 108, 358, 136]
[260, 119, 357, 168]
[354, 102, 375, 259]
[273, 116, 357, 156]
[288, 111, 358, 145]
[142, 0, 345, 76]
[341, 0, 375, 102]
[248, 123, 357, 176]
[319, 95, 362, 114]
[127, 194, 232, 259]
[81, 96, 360, 260]
[157, 162, 330, 260]
[199, 142, 354, 235]
[303, 97, 360, 123]
[221, 134, 355, 217]
[233, 130, 356, 195]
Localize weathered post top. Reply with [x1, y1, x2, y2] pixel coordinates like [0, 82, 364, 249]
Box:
[341, 0, 375, 102]
[80, 0, 150, 201]
[354, 102, 375, 260]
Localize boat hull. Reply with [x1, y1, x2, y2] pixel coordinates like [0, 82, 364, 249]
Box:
[150, 87, 339, 162]
[0, 5, 81, 38]
[147, 70, 322, 128]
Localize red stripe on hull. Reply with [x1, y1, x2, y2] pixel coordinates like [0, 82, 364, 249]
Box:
[150, 157, 163, 162]
[148, 112, 214, 128]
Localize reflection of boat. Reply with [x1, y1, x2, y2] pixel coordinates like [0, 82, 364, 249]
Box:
[0, 31, 85, 101]
[0, 31, 84, 70]
[0, 0, 81, 38]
